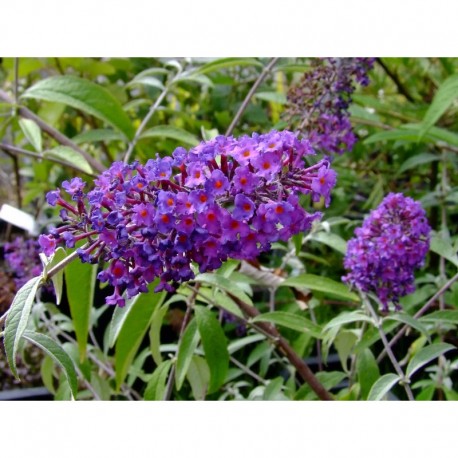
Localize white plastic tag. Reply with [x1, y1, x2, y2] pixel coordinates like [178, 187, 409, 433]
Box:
[0, 204, 39, 235]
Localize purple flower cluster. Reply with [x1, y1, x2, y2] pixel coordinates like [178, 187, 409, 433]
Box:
[284, 58, 375, 155]
[4, 237, 43, 289]
[40, 130, 337, 306]
[342, 193, 431, 311]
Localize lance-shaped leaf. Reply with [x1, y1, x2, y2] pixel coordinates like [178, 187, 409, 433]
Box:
[4, 275, 42, 378]
[194, 306, 229, 393]
[23, 331, 78, 399]
[65, 260, 97, 362]
[367, 373, 401, 401]
[282, 274, 360, 303]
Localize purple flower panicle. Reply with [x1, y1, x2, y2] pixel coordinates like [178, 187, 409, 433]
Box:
[284, 58, 375, 155]
[42, 130, 336, 306]
[342, 193, 431, 311]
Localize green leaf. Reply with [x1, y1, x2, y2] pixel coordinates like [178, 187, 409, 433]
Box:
[175, 318, 200, 390]
[19, 118, 42, 152]
[228, 334, 265, 354]
[310, 232, 347, 254]
[65, 260, 97, 362]
[149, 304, 169, 365]
[194, 306, 229, 393]
[367, 373, 401, 401]
[254, 92, 287, 105]
[194, 58, 262, 75]
[364, 128, 436, 145]
[140, 125, 199, 147]
[252, 311, 322, 338]
[430, 233, 458, 268]
[186, 355, 210, 400]
[406, 343, 455, 378]
[420, 310, 458, 325]
[263, 377, 285, 400]
[144, 360, 173, 400]
[114, 286, 166, 390]
[420, 74, 458, 137]
[384, 313, 430, 338]
[323, 311, 373, 332]
[416, 384, 436, 401]
[357, 348, 380, 400]
[72, 128, 124, 144]
[129, 75, 165, 90]
[209, 291, 244, 319]
[23, 331, 78, 399]
[45, 247, 66, 305]
[294, 371, 346, 400]
[4, 275, 42, 378]
[40, 354, 56, 395]
[194, 273, 253, 306]
[22, 75, 135, 140]
[281, 274, 360, 303]
[173, 72, 214, 88]
[335, 330, 358, 373]
[397, 152, 439, 174]
[44, 146, 93, 175]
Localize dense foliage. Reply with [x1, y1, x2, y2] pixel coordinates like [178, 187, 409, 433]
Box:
[0, 57, 457, 401]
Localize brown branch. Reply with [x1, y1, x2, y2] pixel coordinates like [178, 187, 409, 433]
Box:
[0, 89, 106, 174]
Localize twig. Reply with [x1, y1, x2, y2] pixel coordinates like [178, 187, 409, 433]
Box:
[225, 57, 280, 136]
[376, 58, 415, 103]
[230, 355, 267, 385]
[377, 271, 458, 364]
[360, 290, 414, 400]
[0, 143, 97, 177]
[45, 249, 86, 280]
[163, 282, 200, 400]
[0, 89, 105, 173]
[124, 85, 170, 163]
